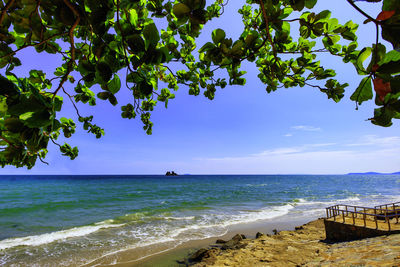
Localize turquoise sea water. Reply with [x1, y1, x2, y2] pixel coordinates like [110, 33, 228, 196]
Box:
[0, 174, 399, 266]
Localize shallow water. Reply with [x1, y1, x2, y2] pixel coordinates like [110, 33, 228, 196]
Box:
[0, 174, 399, 266]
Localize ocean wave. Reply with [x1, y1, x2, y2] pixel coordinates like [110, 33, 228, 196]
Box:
[292, 196, 361, 207]
[164, 216, 196, 220]
[0, 221, 124, 250]
[82, 203, 296, 265]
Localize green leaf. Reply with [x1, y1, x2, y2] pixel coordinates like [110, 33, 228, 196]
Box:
[173, 3, 191, 18]
[97, 92, 110, 100]
[278, 8, 293, 19]
[292, 0, 305, 11]
[53, 96, 63, 112]
[128, 9, 138, 26]
[383, 0, 398, 11]
[95, 61, 113, 84]
[355, 47, 372, 74]
[305, 0, 317, 9]
[19, 110, 51, 128]
[108, 94, 118, 106]
[143, 22, 160, 50]
[0, 96, 7, 116]
[350, 76, 373, 105]
[212, 29, 225, 44]
[108, 75, 121, 94]
[326, 18, 339, 32]
[199, 42, 215, 53]
[378, 50, 400, 66]
[372, 107, 393, 127]
[316, 10, 331, 21]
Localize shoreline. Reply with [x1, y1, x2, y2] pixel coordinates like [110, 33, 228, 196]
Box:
[87, 215, 317, 267]
[113, 216, 400, 267]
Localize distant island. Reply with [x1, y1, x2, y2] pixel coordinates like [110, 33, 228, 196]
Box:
[347, 171, 400, 175]
[165, 171, 178, 176]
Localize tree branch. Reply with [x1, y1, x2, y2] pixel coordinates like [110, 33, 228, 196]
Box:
[0, 0, 15, 25]
[53, 0, 80, 98]
[0, 32, 68, 59]
[258, 0, 278, 58]
[346, 0, 378, 24]
[0, 134, 15, 148]
[63, 86, 83, 118]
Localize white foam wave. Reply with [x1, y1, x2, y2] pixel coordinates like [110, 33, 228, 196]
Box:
[171, 204, 294, 237]
[0, 221, 124, 250]
[164, 216, 195, 220]
[84, 203, 295, 265]
[294, 196, 361, 207]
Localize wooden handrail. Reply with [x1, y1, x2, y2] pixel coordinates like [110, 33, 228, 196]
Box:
[326, 202, 400, 231]
[326, 208, 400, 218]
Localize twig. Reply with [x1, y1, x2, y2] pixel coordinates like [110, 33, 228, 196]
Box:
[0, 134, 16, 148]
[52, 0, 80, 98]
[346, 0, 378, 24]
[0, 32, 68, 59]
[50, 136, 61, 147]
[0, 0, 15, 25]
[63, 87, 83, 118]
[258, 0, 278, 59]
[304, 82, 325, 90]
[38, 155, 49, 165]
[374, 22, 379, 68]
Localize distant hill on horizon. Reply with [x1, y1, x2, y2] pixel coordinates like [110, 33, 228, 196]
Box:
[347, 171, 400, 175]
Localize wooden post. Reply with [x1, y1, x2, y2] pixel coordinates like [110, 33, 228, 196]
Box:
[354, 206, 357, 219]
[346, 205, 348, 216]
[363, 208, 366, 227]
[396, 208, 398, 224]
[333, 207, 336, 221]
[352, 211, 355, 225]
[342, 210, 345, 223]
[374, 208, 378, 229]
[326, 208, 329, 218]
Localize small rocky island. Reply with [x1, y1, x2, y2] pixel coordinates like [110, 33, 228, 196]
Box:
[165, 171, 178, 176]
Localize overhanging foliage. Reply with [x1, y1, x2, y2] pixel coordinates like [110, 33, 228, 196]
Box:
[0, 0, 399, 168]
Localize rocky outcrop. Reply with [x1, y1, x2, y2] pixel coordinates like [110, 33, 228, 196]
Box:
[188, 219, 400, 266]
[165, 171, 178, 176]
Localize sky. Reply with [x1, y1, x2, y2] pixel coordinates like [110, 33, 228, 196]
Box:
[2, 1, 400, 175]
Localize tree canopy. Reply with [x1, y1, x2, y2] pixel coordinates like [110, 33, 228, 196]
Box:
[0, 0, 399, 169]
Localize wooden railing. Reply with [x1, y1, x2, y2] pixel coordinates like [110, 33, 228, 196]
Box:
[374, 201, 400, 212]
[326, 202, 400, 232]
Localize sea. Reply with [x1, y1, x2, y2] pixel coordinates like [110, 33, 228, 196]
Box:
[0, 174, 399, 266]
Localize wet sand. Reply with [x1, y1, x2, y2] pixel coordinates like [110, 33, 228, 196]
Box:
[106, 216, 313, 266]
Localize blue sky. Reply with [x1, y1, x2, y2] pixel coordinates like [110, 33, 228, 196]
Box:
[3, 1, 400, 174]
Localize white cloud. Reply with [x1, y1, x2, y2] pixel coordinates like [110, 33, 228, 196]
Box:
[284, 133, 293, 137]
[252, 147, 303, 156]
[291, 125, 321, 131]
[191, 138, 400, 174]
[347, 135, 400, 147]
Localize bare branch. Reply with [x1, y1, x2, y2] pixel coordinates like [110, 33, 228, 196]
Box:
[0, 0, 15, 25]
[346, 0, 378, 24]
